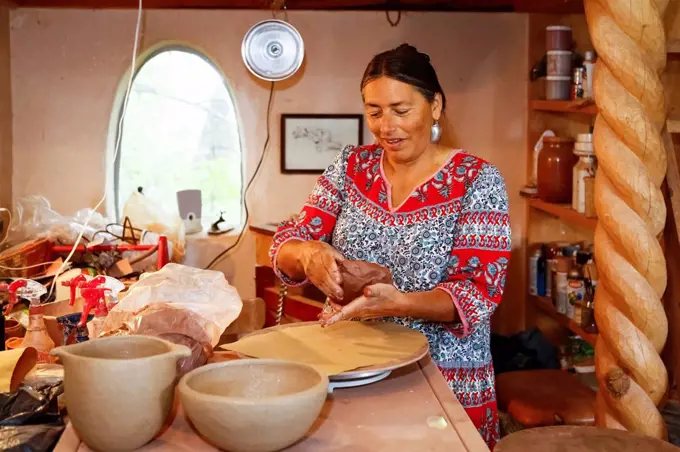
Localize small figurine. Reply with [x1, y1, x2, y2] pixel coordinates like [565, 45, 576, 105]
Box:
[208, 211, 233, 236]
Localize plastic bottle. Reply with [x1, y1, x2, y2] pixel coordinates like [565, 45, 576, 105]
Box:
[529, 249, 540, 296]
[583, 51, 595, 100]
[9, 279, 55, 363]
[555, 257, 571, 314]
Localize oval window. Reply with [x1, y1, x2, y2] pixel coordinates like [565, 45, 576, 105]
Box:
[113, 47, 242, 229]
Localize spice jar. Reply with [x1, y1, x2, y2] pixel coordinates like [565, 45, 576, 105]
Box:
[538, 136, 577, 204]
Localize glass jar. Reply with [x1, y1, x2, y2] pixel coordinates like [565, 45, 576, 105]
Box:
[537, 136, 577, 203]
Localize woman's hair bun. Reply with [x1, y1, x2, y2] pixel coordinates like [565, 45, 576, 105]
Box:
[395, 43, 430, 62]
[361, 43, 446, 110]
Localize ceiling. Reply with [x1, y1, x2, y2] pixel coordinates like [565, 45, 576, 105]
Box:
[11, 0, 585, 14]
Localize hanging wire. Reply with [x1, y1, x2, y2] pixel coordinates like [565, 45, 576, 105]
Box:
[385, 10, 401, 27]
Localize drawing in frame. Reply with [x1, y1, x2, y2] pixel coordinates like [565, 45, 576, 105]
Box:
[280, 113, 364, 174]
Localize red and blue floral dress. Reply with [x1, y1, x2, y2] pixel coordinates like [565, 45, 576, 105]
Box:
[270, 144, 511, 449]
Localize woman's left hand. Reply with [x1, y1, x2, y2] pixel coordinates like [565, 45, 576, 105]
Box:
[319, 283, 407, 327]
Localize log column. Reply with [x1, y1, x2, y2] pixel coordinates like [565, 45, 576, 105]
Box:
[584, 0, 670, 439]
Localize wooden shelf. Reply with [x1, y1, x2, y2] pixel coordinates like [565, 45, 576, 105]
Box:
[528, 198, 598, 231]
[530, 295, 598, 346]
[530, 99, 598, 115]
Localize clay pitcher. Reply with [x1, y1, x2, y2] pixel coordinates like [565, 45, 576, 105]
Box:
[51, 335, 191, 452]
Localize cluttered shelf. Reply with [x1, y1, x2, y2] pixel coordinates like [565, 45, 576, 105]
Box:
[530, 99, 598, 115]
[528, 198, 597, 231]
[530, 295, 597, 346]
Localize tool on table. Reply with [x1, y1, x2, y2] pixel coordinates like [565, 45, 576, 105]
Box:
[8, 279, 55, 363]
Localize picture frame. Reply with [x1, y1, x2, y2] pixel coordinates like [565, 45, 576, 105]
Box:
[280, 113, 364, 174]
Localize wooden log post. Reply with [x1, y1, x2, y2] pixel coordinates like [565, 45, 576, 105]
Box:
[584, 0, 670, 439]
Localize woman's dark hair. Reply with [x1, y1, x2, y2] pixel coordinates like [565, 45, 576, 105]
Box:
[361, 44, 446, 110]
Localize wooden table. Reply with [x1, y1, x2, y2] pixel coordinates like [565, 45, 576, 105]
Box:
[54, 355, 489, 452]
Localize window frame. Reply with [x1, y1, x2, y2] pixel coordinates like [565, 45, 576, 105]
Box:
[105, 43, 245, 228]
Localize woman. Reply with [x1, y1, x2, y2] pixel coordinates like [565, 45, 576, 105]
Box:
[269, 43, 511, 449]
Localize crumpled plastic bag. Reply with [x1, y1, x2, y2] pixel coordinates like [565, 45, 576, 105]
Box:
[0, 382, 64, 452]
[0, 383, 63, 427]
[101, 263, 243, 347]
[7, 196, 108, 246]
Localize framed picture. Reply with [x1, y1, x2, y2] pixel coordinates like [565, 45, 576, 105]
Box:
[280, 114, 364, 174]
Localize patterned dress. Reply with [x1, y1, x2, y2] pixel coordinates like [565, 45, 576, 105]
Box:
[269, 144, 511, 449]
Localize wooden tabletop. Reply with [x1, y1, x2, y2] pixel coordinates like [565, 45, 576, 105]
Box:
[54, 355, 489, 452]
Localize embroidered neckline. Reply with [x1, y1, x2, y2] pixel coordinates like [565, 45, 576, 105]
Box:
[379, 148, 463, 213]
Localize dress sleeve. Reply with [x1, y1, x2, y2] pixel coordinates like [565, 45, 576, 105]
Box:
[434, 164, 511, 338]
[268, 145, 352, 286]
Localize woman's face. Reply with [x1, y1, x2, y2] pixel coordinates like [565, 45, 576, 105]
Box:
[362, 76, 442, 162]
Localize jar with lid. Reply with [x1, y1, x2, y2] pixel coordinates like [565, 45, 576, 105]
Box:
[572, 134, 597, 213]
[538, 136, 577, 204]
[544, 242, 566, 298]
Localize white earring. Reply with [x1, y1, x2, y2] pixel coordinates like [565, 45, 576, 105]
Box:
[430, 120, 442, 143]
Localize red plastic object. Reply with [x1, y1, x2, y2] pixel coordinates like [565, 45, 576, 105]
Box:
[79, 287, 110, 328]
[50, 235, 170, 271]
[5, 280, 28, 315]
[61, 274, 88, 306]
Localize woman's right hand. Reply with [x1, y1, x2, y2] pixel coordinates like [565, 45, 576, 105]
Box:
[299, 241, 345, 301]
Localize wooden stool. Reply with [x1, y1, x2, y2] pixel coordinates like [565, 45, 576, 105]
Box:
[496, 369, 596, 427]
[496, 425, 679, 451]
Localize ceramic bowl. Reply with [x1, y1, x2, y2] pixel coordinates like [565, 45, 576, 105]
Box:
[179, 359, 328, 452]
[51, 335, 192, 452]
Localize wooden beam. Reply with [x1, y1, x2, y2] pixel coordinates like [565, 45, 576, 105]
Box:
[11, 0, 514, 10]
[514, 0, 584, 14]
[11, 0, 582, 13]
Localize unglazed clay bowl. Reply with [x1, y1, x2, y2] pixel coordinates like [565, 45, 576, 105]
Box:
[179, 359, 328, 452]
[51, 335, 192, 452]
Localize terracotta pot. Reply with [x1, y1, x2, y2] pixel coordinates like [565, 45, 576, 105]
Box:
[179, 359, 328, 452]
[537, 136, 577, 204]
[6, 336, 23, 350]
[5, 318, 25, 339]
[51, 335, 191, 452]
